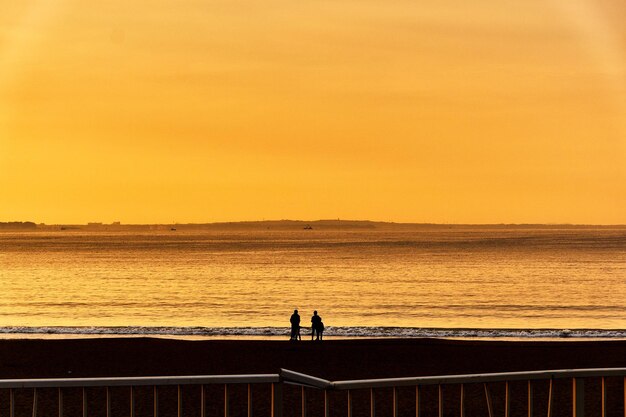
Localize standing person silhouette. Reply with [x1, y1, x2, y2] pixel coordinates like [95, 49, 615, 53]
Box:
[311, 310, 323, 341]
[290, 309, 301, 341]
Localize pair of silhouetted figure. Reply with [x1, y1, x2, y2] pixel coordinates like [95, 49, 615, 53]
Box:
[290, 309, 324, 341]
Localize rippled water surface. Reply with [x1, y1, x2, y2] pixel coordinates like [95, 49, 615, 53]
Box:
[1, 227, 625, 332]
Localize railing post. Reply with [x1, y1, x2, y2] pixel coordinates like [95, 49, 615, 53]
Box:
[82, 387, 87, 417]
[528, 381, 533, 417]
[416, 386, 420, 417]
[106, 387, 111, 417]
[201, 385, 206, 417]
[393, 387, 399, 417]
[438, 385, 443, 417]
[178, 385, 182, 417]
[271, 382, 283, 417]
[573, 378, 584, 417]
[130, 386, 135, 417]
[59, 387, 64, 417]
[324, 390, 330, 417]
[302, 386, 307, 417]
[460, 384, 465, 417]
[601, 377, 606, 417]
[10, 388, 15, 417]
[484, 383, 494, 417]
[248, 384, 253, 417]
[33, 387, 38, 417]
[224, 384, 230, 417]
[505, 381, 511, 417]
[347, 390, 352, 417]
[154, 386, 159, 417]
[370, 388, 376, 417]
[547, 379, 553, 417]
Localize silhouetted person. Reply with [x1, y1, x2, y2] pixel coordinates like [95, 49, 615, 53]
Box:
[290, 309, 301, 341]
[311, 310, 323, 341]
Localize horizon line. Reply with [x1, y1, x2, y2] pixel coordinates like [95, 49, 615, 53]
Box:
[2, 219, 626, 227]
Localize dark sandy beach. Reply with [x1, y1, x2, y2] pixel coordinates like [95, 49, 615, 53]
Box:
[1, 338, 625, 416]
[2, 337, 626, 379]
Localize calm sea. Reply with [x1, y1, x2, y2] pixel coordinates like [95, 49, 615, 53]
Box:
[1, 227, 625, 339]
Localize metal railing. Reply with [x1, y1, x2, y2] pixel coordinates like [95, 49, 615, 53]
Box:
[0, 374, 281, 417]
[1, 367, 625, 417]
[283, 368, 626, 417]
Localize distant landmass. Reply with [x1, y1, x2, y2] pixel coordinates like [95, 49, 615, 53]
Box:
[1, 220, 624, 231]
[0, 221, 37, 230]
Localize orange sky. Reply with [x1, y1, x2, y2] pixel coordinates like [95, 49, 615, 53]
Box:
[1, 0, 625, 224]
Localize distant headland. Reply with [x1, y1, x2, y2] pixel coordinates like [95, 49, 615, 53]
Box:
[0, 221, 37, 230]
[1, 220, 624, 231]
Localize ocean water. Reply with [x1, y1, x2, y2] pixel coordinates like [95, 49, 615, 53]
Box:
[1, 227, 625, 338]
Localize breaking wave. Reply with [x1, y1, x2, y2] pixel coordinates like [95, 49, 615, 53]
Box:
[1, 326, 626, 339]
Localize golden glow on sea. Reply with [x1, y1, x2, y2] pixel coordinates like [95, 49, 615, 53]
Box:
[1, 0, 625, 224]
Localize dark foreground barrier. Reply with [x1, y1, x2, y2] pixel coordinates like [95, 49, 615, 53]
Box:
[1, 368, 625, 417]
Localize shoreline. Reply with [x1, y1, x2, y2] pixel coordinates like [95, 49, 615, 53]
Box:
[3, 333, 626, 342]
[2, 325, 626, 341]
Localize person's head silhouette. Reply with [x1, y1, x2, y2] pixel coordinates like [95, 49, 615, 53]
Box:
[313, 310, 318, 315]
[294, 309, 298, 314]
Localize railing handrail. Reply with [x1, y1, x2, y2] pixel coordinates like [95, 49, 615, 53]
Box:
[1, 367, 626, 390]
[328, 367, 626, 390]
[280, 368, 332, 389]
[0, 374, 280, 389]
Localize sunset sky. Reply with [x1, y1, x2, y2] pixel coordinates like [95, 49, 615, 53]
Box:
[1, 0, 625, 224]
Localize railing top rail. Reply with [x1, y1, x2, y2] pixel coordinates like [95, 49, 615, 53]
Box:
[2, 367, 626, 390]
[330, 367, 626, 390]
[0, 374, 280, 389]
[280, 368, 332, 389]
